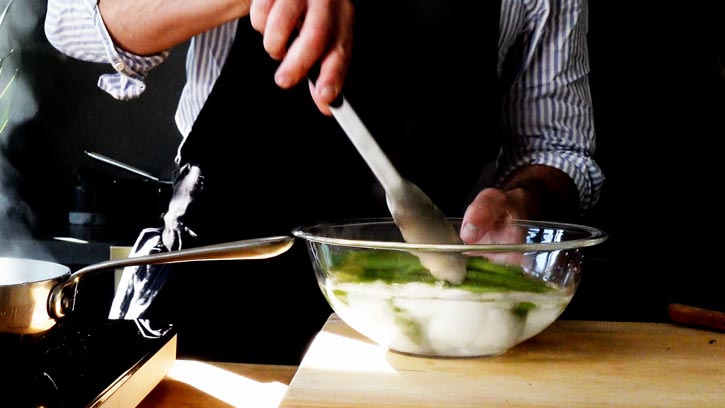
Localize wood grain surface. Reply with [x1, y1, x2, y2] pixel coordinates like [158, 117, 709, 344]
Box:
[280, 314, 725, 408]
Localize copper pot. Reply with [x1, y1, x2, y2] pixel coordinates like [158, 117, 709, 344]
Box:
[0, 236, 294, 334]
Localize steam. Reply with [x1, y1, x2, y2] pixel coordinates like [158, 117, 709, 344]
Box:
[0, 0, 45, 258]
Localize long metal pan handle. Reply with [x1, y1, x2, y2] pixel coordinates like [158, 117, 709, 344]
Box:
[48, 235, 295, 319]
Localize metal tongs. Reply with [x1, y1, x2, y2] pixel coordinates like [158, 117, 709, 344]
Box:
[312, 79, 468, 284]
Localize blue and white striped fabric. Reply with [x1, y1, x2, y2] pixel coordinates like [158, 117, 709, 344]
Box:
[44, 0, 604, 212]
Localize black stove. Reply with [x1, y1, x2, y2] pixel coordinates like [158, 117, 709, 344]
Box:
[0, 317, 176, 408]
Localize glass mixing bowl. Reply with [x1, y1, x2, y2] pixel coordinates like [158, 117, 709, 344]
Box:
[293, 218, 607, 358]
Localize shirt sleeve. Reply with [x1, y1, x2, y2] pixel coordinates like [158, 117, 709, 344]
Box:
[44, 0, 169, 100]
[497, 0, 604, 213]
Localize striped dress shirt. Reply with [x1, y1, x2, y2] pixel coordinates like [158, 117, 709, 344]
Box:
[44, 0, 604, 212]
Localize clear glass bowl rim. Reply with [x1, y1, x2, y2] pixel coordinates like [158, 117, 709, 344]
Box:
[292, 217, 608, 253]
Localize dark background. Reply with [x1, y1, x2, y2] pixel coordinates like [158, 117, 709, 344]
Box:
[2, 1, 724, 328]
[2, 1, 185, 241]
[571, 2, 725, 322]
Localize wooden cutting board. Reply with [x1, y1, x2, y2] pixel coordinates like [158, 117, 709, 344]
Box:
[280, 314, 725, 408]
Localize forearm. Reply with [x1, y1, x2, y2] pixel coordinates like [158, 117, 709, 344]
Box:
[98, 0, 250, 55]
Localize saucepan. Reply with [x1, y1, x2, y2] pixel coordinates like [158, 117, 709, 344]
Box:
[0, 235, 294, 335]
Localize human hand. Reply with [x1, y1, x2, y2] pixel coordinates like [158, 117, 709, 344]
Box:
[461, 165, 580, 245]
[460, 187, 529, 245]
[249, 0, 354, 116]
[459, 187, 531, 266]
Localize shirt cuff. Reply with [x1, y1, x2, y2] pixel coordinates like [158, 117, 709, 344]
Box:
[495, 151, 604, 214]
[97, 73, 147, 100]
[87, 0, 168, 99]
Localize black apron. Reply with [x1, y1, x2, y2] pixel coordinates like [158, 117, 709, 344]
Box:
[143, 0, 504, 365]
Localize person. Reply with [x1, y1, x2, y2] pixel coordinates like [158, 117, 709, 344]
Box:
[44, 0, 604, 364]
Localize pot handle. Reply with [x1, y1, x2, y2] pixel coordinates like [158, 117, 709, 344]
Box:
[668, 303, 725, 332]
[48, 235, 295, 319]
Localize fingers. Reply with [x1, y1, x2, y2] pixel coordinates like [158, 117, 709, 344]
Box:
[306, 0, 353, 113]
[249, 0, 275, 35]
[249, 0, 354, 115]
[251, 0, 305, 61]
[308, 79, 332, 116]
[461, 188, 509, 243]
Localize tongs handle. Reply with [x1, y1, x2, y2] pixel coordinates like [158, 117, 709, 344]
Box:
[306, 64, 403, 192]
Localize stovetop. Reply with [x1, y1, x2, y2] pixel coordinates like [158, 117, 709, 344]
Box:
[0, 317, 176, 408]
